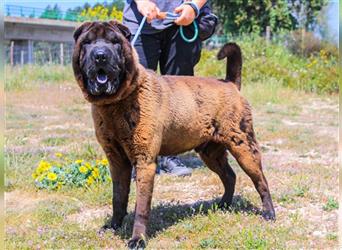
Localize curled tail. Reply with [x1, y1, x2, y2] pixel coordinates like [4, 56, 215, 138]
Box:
[217, 43, 242, 90]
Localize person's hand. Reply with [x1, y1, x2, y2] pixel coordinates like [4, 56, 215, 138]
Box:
[174, 4, 196, 26]
[135, 0, 160, 23]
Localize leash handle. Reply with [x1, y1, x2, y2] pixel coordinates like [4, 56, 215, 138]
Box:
[158, 11, 199, 43]
[179, 22, 198, 43]
[131, 15, 147, 47]
[131, 12, 198, 47]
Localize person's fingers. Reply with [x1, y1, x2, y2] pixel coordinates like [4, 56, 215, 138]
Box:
[174, 6, 183, 14]
[146, 11, 152, 23]
[146, 7, 158, 22]
[175, 14, 186, 25]
[150, 9, 157, 19]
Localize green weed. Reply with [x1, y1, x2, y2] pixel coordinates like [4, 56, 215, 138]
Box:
[323, 197, 338, 211]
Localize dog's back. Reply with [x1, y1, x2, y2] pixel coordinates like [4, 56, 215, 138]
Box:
[156, 43, 246, 155]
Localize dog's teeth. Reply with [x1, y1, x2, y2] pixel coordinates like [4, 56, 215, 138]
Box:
[97, 75, 108, 84]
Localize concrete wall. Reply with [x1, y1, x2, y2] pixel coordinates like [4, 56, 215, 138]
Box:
[5, 16, 78, 43]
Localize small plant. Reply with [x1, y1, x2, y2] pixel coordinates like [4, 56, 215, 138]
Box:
[323, 197, 338, 211]
[199, 238, 218, 249]
[294, 185, 309, 197]
[32, 153, 111, 190]
[278, 193, 295, 204]
[242, 229, 268, 250]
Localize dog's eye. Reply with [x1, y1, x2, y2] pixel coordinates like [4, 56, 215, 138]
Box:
[110, 38, 119, 44]
[82, 39, 91, 45]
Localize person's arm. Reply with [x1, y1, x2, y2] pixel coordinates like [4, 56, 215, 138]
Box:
[134, 0, 160, 23]
[175, 0, 207, 26]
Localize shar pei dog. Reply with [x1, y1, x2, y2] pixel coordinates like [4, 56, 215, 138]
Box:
[72, 20, 275, 249]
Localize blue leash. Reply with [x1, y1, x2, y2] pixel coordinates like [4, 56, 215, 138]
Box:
[131, 16, 147, 47]
[131, 12, 198, 46]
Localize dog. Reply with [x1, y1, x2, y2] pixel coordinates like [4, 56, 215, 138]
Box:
[72, 20, 275, 249]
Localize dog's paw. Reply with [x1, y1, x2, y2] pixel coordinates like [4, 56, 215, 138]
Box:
[98, 221, 121, 235]
[127, 236, 146, 250]
[262, 210, 276, 221]
[218, 200, 232, 210]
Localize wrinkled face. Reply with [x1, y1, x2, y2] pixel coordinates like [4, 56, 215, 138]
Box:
[74, 21, 131, 97]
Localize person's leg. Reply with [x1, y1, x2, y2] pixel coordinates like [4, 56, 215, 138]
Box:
[159, 156, 192, 176]
[159, 25, 202, 76]
[132, 32, 161, 70]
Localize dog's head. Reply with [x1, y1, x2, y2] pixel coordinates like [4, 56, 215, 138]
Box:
[72, 21, 139, 105]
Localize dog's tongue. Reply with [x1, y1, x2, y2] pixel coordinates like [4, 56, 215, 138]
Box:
[96, 73, 108, 84]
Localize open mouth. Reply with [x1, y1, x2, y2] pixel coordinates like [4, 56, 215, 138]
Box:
[83, 67, 120, 97]
[96, 69, 108, 84]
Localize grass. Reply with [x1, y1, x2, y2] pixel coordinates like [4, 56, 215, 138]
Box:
[5, 64, 74, 91]
[4, 38, 338, 248]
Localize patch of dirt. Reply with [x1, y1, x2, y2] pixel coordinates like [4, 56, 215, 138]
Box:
[66, 206, 112, 230]
[5, 190, 45, 213]
[5, 190, 83, 213]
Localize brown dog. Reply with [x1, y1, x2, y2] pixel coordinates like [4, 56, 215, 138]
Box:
[72, 21, 275, 249]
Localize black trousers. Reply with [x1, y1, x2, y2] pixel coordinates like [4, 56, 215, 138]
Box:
[133, 25, 201, 76]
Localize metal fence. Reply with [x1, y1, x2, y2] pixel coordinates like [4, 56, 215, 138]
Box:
[5, 41, 74, 66]
[5, 4, 81, 21]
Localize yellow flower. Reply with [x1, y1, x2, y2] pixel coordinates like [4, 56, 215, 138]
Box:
[86, 176, 94, 185]
[85, 162, 92, 170]
[32, 173, 38, 179]
[75, 159, 83, 164]
[57, 182, 63, 189]
[55, 152, 63, 158]
[79, 165, 88, 174]
[101, 158, 109, 165]
[92, 168, 100, 179]
[47, 172, 57, 181]
[37, 160, 51, 173]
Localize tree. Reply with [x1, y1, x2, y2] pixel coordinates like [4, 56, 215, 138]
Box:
[211, 0, 328, 34]
[287, 0, 328, 31]
[65, 7, 83, 21]
[40, 4, 63, 20]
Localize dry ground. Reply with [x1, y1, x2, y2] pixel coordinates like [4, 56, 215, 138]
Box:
[5, 82, 338, 249]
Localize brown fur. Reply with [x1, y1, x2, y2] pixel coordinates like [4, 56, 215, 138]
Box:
[217, 42, 242, 90]
[72, 21, 275, 249]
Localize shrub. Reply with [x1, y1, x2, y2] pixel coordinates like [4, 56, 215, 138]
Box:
[196, 35, 338, 94]
[285, 29, 338, 57]
[32, 153, 111, 190]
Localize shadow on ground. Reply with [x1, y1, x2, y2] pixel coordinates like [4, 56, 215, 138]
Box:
[102, 195, 261, 240]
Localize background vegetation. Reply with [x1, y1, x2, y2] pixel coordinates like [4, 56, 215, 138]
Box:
[5, 36, 338, 94]
[212, 0, 328, 34]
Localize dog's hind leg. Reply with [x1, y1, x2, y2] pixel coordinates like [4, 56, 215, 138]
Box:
[197, 141, 236, 208]
[223, 120, 275, 220]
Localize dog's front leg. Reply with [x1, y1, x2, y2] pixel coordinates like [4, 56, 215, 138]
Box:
[109, 160, 132, 229]
[128, 160, 157, 249]
[99, 144, 132, 231]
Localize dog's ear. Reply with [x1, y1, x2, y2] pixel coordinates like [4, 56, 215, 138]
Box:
[74, 22, 92, 42]
[108, 20, 132, 41]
